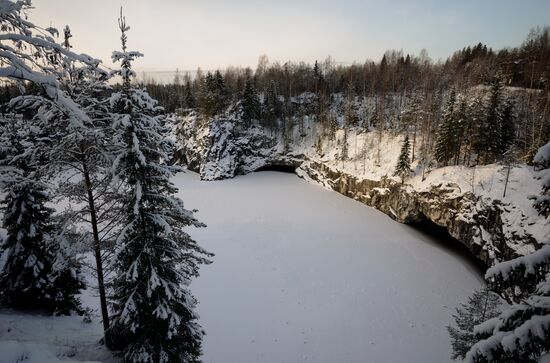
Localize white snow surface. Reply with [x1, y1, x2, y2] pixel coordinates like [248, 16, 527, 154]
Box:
[0, 310, 111, 363]
[0, 170, 485, 362]
[178, 170, 483, 363]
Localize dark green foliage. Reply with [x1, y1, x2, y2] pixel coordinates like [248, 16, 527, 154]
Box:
[532, 142, 550, 217]
[340, 126, 349, 162]
[0, 116, 84, 315]
[434, 89, 459, 165]
[199, 71, 228, 117]
[242, 76, 261, 127]
[345, 80, 356, 127]
[465, 245, 550, 362]
[482, 76, 504, 163]
[184, 81, 196, 109]
[394, 134, 411, 183]
[0, 179, 84, 314]
[265, 80, 281, 130]
[109, 14, 212, 362]
[447, 288, 501, 360]
[499, 99, 516, 155]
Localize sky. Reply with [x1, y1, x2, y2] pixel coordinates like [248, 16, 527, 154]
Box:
[31, 0, 550, 74]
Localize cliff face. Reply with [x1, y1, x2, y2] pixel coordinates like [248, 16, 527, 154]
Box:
[298, 161, 538, 266]
[174, 112, 547, 267]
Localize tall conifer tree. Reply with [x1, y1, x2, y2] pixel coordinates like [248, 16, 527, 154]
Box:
[108, 10, 212, 362]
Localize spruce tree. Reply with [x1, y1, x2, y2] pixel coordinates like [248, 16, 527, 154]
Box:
[345, 79, 356, 127]
[482, 76, 504, 163]
[452, 95, 468, 165]
[340, 126, 349, 167]
[434, 89, 457, 166]
[183, 81, 196, 109]
[0, 116, 84, 314]
[48, 25, 115, 343]
[447, 288, 501, 360]
[394, 134, 412, 184]
[109, 11, 213, 362]
[533, 141, 550, 216]
[242, 76, 260, 127]
[265, 80, 280, 132]
[498, 99, 516, 155]
[465, 245, 550, 362]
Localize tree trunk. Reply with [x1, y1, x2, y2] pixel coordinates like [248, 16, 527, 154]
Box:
[80, 148, 111, 348]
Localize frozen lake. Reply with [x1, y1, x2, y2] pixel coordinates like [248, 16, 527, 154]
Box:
[176, 171, 483, 363]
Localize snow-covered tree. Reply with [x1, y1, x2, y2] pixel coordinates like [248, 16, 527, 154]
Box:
[265, 80, 281, 133]
[401, 91, 425, 161]
[464, 244, 550, 363]
[344, 79, 356, 127]
[242, 76, 260, 127]
[0, 116, 84, 314]
[183, 80, 196, 109]
[108, 11, 212, 362]
[533, 141, 550, 217]
[0, 0, 109, 317]
[480, 76, 504, 163]
[0, 0, 99, 124]
[340, 126, 349, 167]
[394, 134, 412, 184]
[447, 287, 502, 360]
[498, 99, 516, 155]
[434, 89, 458, 165]
[37, 25, 116, 343]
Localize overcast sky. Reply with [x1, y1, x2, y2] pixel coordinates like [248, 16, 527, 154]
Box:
[31, 0, 550, 72]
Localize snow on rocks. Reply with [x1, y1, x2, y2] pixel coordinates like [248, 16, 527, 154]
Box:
[174, 110, 548, 266]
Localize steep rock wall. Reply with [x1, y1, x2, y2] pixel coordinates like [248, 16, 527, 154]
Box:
[174, 114, 543, 267]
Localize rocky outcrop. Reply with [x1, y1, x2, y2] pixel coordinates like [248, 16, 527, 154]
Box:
[298, 161, 538, 266]
[174, 114, 542, 267]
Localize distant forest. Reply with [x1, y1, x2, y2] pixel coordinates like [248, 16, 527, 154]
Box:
[144, 27, 549, 165]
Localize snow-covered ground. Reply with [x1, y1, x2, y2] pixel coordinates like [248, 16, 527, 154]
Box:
[179, 170, 483, 363]
[0, 170, 485, 363]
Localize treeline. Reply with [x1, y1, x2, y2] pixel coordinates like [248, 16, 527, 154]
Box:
[148, 26, 549, 106]
[147, 27, 549, 164]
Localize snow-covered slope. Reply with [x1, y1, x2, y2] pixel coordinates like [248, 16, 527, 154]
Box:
[0, 254, 118, 363]
[174, 109, 549, 266]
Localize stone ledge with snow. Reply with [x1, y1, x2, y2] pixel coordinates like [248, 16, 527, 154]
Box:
[174, 109, 549, 267]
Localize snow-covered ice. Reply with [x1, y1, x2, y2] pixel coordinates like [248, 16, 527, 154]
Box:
[177, 170, 484, 363]
[0, 169, 485, 363]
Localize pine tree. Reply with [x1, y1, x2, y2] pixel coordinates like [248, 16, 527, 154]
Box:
[401, 91, 424, 160]
[533, 141, 550, 216]
[0, 3, 97, 315]
[394, 134, 412, 183]
[265, 80, 280, 132]
[468, 96, 486, 165]
[183, 81, 196, 109]
[48, 26, 115, 343]
[0, 1, 99, 121]
[434, 89, 457, 165]
[340, 126, 349, 167]
[499, 99, 516, 155]
[0, 116, 84, 314]
[109, 11, 213, 362]
[213, 70, 228, 114]
[242, 76, 260, 127]
[447, 288, 501, 360]
[481, 76, 504, 163]
[344, 79, 356, 127]
[456, 96, 471, 164]
[465, 245, 550, 362]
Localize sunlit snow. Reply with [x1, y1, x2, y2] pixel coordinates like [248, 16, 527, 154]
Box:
[179, 171, 483, 363]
